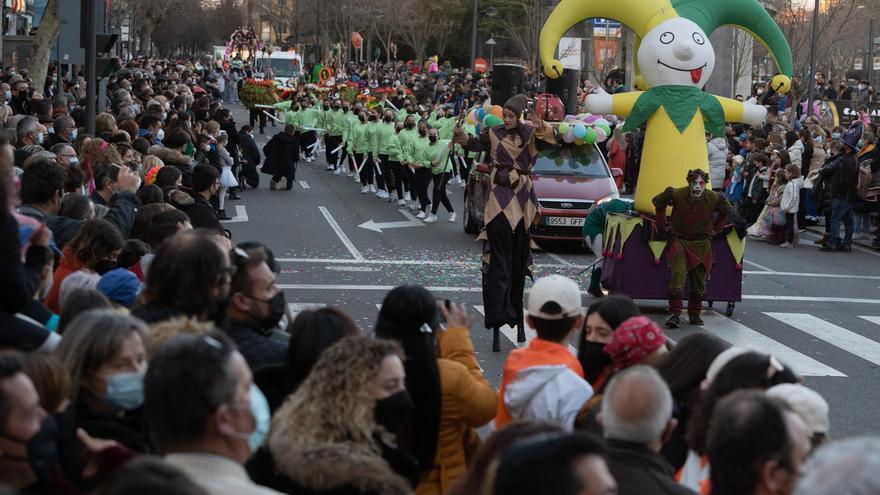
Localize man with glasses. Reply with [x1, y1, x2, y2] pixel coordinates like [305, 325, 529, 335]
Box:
[47, 115, 77, 148]
[49, 143, 78, 167]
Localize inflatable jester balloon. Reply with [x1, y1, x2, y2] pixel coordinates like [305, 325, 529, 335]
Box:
[540, 0, 793, 213]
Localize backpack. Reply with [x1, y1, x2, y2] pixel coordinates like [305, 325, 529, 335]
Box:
[857, 158, 874, 199]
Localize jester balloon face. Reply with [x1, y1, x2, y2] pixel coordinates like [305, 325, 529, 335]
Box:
[638, 18, 715, 88]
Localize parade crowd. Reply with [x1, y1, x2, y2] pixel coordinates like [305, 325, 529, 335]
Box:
[0, 55, 877, 495]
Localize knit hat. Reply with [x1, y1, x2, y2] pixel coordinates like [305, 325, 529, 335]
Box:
[503, 94, 529, 116]
[842, 122, 863, 151]
[604, 316, 667, 370]
[97, 268, 143, 307]
[767, 383, 830, 435]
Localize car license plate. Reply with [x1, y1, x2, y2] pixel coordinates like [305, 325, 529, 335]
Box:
[544, 216, 584, 227]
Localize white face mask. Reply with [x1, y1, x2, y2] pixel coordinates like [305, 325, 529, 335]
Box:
[135, 177, 142, 190]
[36, 131, 44, 144]
[69, 156, 79, 165]
[71, 128, 78, 140]
[156, 129, 165, 141]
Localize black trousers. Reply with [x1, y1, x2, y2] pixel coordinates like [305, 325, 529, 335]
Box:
[300, 131, 316, 157]
[414, 167, 432, 210]
[272, 163, 297, 189]
[431, 172, 453, 214]
[325, 135, 342, 168]
[390, 160, 406, 199]
[378, 154, 392, 192]
[402, 164, 415, 196]
[249, 109, 268, 132]
[354, 153, 372, 186]
[483, 216, 529, 332]
[797, 189, 807, 227]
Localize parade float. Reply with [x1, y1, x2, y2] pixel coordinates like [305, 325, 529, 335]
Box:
[539, 0, 793, 314]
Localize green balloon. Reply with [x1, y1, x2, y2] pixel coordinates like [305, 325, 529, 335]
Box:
[483, 114, 503, 127]
[597, 124, 611, 137]
[584, 127, 598, 145]
[558, 122, 569, 135]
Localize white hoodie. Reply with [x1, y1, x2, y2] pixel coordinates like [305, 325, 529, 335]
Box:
[503, 365, 594, 431]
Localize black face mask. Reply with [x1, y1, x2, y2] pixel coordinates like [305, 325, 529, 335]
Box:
[94, 259, 118, 275]
[418, 129, 427, 137]
[405, 123, 415, 130]
[429, 136, 438, 144]
[1, 416, 60, 483]
[579, 340, 614, 386]
[445, 113, 453, 119]
[247, 291, 286, 330]
[384, 116, 393, 123]
[374, 390, 413, 435]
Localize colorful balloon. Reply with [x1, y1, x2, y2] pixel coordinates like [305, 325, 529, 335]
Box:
[558, 122, 569, 135]
[584, 127, 598, 144]
[490, 105, 503, 118]
[594, 126, 607, 142]
[573, 124, 587, 140]
[477, 108, 485, 121]
[583, 114, 600, 124]
[597, 123, 612, 137]
[483, 114, 503, 128]
[562, 128, 575, 143]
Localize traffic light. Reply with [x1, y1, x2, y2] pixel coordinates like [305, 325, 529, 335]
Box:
[96, 33, 119, 79]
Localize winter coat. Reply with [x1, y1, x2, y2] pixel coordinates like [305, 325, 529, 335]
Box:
[417, 326, 497, 495]
[809, 144, 826, 174]
[261, 132, 300, 177]
[706, 137, 728, 189]
[239, 131, 261, 166]
[822, 150, 860, 202]
[148, 145, 195, 189]
[787, 139, 804, 169]
[223, 319, 287, 370]
[781, 177, 802, 213]
[43, 245, 87, 313]
[812, 154, 840, 212]
[173, 192, 222, 231]
[606, 440, 698, 495]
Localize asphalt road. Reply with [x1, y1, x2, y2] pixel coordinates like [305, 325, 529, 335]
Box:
[224, 102, 880, 437]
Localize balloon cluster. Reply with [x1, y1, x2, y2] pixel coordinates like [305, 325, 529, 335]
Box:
[558, 114, 612, 145]
[466, 103, 504, 132]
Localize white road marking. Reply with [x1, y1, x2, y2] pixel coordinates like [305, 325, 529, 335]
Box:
[275, 257, 591, 270]
[299, 181, 310, 189]
[220, 205, 249, 223]
[318, 206, 364, 261]
[766, 312, 880, 368]
[546, 253, 574, 267]
[801, 230, 880, 258]
[697, 311, 845, 377]
[473, 305, 576, 354]
[287, 302, 325, 318]
[859, 316, 880, 326]
[743, 295, 880, 304]
[743, 259, 775, 272]
[742, 271, 880, 280]
[359, 209, 425, 233]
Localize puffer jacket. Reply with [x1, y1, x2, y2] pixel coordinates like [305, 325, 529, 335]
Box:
[787, 139, 804, 169]
[416, 326, 497, 495]
[706, 137, 728, 190]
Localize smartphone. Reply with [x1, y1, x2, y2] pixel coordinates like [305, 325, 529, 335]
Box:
[109, 164, 122, 182]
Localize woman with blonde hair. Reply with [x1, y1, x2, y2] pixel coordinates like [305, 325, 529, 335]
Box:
[95, 112, 118, 135]
[248, 335, 416, 495]
[143, 155, 165, 185]
[79, 138, 122, 191]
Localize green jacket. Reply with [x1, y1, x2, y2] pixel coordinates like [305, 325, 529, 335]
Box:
[365, 121, 381, 156]
[348, 120, 370, 154]
[385, 133, 402, 162]
[428, 140, 452, 174]
[410, 135, 434, 169]
[374, 122, 397, 157]
[298, 107, 321, 128]
[397, 127, 420, 163]
[341, 111, 356, 143]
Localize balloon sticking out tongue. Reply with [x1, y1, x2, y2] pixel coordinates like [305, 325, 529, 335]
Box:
[691, 67, 703, 84]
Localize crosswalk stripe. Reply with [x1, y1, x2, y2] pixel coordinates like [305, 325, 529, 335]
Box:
[299, 181, 310, 189]
[859, 316, 880, 327]
[473, 305, 577, 355]
[765, 312, 880, 369]
[699, 312, 845, 377]
[287, 302, 325, 319]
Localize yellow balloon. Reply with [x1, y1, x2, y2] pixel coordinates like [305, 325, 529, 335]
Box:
[770, 74, 792, 95]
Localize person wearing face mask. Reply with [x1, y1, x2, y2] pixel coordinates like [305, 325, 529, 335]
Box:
[349, 111, 375, 193]
[422, 128, 455, 223]
[9, 79, 32, 116]
[54, 310, 153, 485]
[47, 115, 77, 148]
[224, 247, 288, 369]
[397, 114, 419, 208]
[408, 120, 433, 217]
[145, 331, 282, 495]
[577, 295, 642, 391]
[0, 354, 51, 491]
[375, 286, 496, 495]
[366, 111, 389, 198]
[377, 112, 405, 204]
[248, 335, 416, 495]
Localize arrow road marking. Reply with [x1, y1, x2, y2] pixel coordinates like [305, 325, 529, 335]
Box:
[220, 205, 249, 223]
[358, 209, 425, 233]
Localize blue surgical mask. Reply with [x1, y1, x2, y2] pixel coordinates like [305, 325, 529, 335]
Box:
[36, 131, 44, 144]
[832, 132, 842, 139]
[105, 370, 145, 410]
[71, 128, 78, 140]
[229, 384, 270, 452]
[4, 90, 10, 100]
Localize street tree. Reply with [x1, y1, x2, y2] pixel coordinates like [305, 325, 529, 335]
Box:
[28, 0, 58, 92]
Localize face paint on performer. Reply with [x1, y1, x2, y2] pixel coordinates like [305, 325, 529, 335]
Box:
[690, 176, 706, 198]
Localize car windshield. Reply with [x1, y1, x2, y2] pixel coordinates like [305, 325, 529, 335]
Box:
[270, 58, 296, 77]
[533, 144, 610, 178]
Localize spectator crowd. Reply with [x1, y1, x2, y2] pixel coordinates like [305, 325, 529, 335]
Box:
[0, 55, 878, 495]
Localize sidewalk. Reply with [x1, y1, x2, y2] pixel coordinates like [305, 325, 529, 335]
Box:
[804, 224, 878, 249]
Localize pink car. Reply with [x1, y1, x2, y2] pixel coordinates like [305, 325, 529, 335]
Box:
[463, 143, 622, 241]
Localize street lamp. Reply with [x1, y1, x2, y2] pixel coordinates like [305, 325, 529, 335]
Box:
[470, 1, 498, 69]
[486, 35, 497, 68]
[806, 0, 819, 120]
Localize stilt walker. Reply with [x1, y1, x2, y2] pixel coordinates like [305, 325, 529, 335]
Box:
[453, 94, 558, 351]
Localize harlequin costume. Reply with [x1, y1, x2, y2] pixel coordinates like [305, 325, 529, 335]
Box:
[652, 169, 731, 327]
[453, 94, 558, 351]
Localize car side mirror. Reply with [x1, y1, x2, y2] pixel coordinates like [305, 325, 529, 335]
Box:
[476, 163, 490, 174]
[611, 168, 623, 177]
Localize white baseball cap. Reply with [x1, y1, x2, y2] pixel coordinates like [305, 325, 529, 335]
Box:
[767, 383, 830, 435]
[527, 275, 582, 320]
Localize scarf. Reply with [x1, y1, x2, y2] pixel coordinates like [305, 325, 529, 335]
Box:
[622, 85, 725, 137]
